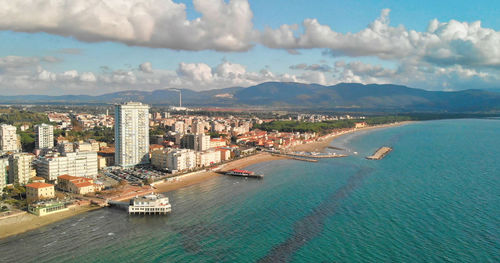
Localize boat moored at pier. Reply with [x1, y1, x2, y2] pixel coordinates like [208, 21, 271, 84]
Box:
[226, 169, 264, 179]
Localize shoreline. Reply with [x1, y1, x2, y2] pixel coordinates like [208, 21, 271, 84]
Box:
[152, 152, 285, 193]
[0, 121, 411, 240]
[0, 205, 100, 240]
[289, 121, 413, 152]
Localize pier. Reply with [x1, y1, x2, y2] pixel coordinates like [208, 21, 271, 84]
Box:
[326, 146, 345, 151]
[271, 153, 318, 162]
[285, 152, 348, 159]
[366, 147, 392, 160]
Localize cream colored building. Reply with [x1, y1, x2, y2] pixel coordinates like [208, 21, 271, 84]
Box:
[57, 174, 97, 195]
[0, 124, 19, 153]
[151, 149, 171, 170]
[0, 157, 8, 192]
[210, 138, 227, 148]
[115, 102, 150, 167]
[97, 156, 107, 170]
[196, 150, 221, 167]
[166, 149, 196, 171]
[28, 201, 68, 216]
[196, 133, 211, 151]
[217, 148, 231, 161]
[8, 153, 35, 185]
[75, 142, 93, 152]
[26, 182, 55, 202]
[37, 151, 98, 182]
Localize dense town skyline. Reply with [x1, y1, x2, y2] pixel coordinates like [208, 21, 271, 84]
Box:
[1, 0, 500, 95]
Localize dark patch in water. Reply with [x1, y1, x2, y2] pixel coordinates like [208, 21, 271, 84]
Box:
[258, 166, 374, 263]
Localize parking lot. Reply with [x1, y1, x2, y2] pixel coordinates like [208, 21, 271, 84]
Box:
[103, 166, 167, 184]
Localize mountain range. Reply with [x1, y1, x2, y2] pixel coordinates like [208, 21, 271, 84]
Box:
[2, 82, 500, 112]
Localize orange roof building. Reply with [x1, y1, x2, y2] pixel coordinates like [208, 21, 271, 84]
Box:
[26, 182, 55, 202]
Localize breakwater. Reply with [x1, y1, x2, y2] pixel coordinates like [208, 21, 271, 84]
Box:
[366, 146, 392, 160]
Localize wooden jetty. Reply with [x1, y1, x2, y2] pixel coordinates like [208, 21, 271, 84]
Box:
[366, 147, 392, 160]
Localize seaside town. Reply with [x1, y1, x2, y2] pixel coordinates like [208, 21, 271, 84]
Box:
[0, 102, 402, 238]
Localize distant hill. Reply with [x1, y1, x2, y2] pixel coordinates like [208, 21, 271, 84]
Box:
[1, 82, 500, 112]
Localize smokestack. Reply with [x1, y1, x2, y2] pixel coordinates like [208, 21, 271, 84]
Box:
[179, 90, 182, 107]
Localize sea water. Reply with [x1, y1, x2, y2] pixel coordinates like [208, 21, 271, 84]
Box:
[0, 119, 499, 262]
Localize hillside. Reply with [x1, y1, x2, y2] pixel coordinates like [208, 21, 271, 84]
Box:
[0, 82, 499, 112]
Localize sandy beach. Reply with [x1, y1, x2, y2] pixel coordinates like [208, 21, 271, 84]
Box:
[290, 121, 413, 152]
[0, 205, 99, 239]
[152, 152, 285, 193]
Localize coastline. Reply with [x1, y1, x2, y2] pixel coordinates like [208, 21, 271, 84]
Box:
[0, 205, 100, 240]
[289, 121, 413, 152]
[0, 121, 411, 240]
[152, 152, 285, 193]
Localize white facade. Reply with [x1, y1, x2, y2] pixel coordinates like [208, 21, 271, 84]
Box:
[9, 153, 35, 185]
[0, 124, 19, 152]
[195, 133, 211, 152]
[173, 121, 185, 134]
[196, 150, 221, 167]
[35, 124, 54, 149]
[167, 149, 196, 171]
[192, 120, 206, 134]
[115, 102, 150, 167]
[128, 194, 171, 214]
[0, 157, 8, 192]
[37, 152, 98, 181]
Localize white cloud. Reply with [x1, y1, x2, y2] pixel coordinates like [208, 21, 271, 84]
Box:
[61, 70, 79, 80]
[177, 63, 214, 83]
[79, 72, 97, 82]
[0, 0, 255, 51]
[260, 9, 500, 68]
[139, 62, 153, 73]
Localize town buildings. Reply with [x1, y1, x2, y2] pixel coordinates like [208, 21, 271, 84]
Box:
[28, 201, 68, 216]
[196, 133, 211, 152]
[115, 102, 150, 167]
[8, 153, 35, 185]
[0, 157, 8, 192]
[196, 150, 221, 167]
[57, 174, 99, 195]
[0, 124, 19, 153]
[35, 123, 54, 149]
[166, 149, 197, 172]
[26, 182, 55, 202]
[37, 151, 98, 182]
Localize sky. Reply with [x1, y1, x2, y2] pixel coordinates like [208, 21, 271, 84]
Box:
[0, 0, 500, 95]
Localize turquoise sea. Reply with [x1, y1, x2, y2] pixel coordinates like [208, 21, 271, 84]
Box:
[0, 119, 499, 262]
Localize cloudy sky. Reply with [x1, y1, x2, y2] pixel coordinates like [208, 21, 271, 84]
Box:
[0, 0, 499, 95]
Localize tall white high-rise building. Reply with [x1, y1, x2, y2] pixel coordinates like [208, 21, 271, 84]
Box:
[35, 123, 54, 149]
[115, 102, 150, 167]
[0, 124, 19, 152]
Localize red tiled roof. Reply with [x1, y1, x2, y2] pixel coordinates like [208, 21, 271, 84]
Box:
[26, 182, 54, 189]
[58, 174, 79, 180]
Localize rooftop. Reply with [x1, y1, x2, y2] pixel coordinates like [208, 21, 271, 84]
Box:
[26, 182, 54, 189]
